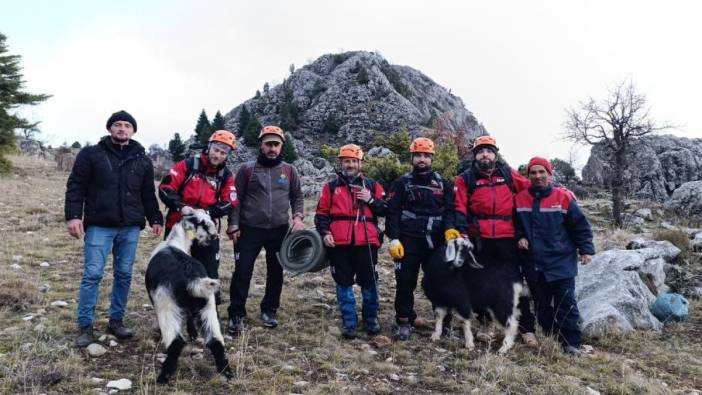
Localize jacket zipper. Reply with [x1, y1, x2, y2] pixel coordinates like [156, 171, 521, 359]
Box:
[490, 178, 497, 237]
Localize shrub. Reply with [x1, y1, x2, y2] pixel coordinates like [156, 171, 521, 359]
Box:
[362, 153, 411, 189]
[357, 66, 370, 85]
[432, 139, 459, 181]
[370, 129, 411, 163]
[551, 158, 577, 182]
[319, 144, 338, 163]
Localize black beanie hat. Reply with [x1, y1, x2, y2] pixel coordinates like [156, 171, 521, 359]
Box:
[106, 110, 137, 132]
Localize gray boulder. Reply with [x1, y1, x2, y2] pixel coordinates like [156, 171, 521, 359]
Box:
[664, 181, 702, 217]
[691, 232, 702, 252]
[576, 240, 681, 337]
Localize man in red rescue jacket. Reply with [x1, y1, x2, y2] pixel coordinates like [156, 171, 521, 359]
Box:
[452, 135, 535, 343]
[158, 130, 238, 304]
[315, 144, 387, 339]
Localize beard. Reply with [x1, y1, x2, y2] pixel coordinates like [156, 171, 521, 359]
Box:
[341, 169, 359, 179]
[477, 158, 495, 170]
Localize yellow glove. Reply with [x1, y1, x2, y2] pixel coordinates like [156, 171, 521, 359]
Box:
[445, 228, 461, 242]
[389, 239, 405, 260]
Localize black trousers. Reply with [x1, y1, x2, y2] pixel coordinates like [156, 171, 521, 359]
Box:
[227, 225, 288, 318]
[533, 272, 582, 348]
[393, 236, 439, 324]
[328, 245, 378, 288]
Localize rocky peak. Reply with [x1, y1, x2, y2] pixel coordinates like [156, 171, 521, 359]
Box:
[224, 51, 485, 151]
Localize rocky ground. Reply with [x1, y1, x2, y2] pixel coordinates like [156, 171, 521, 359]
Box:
[0, 155, 701, 394]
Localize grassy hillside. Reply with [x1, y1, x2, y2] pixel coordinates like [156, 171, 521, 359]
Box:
[0, 155, 700, 394]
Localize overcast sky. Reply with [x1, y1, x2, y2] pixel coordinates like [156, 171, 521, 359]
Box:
[3, 0, 701, 168]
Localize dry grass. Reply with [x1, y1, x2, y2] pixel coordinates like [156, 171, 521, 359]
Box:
[0, 154, 701, 394]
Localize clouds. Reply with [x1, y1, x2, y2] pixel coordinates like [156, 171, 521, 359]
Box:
[4, 0, 701, 167]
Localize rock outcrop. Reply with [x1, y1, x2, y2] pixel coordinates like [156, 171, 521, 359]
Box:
[575, 239, 681, 337]
[582, 134, 702, 202]
[664, 181, 702, 217]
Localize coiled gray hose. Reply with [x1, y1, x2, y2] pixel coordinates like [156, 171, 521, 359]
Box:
[277, 229, 329, 274]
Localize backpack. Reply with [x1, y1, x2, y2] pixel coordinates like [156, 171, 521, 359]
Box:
[459, 163, 515, 195]
[401, 171, 444, 204]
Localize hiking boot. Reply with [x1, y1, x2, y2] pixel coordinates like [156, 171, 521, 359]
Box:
[521, 332, 538, 348]
[261, 311, 278, 328]
[106, 319, 133, 340]
[228, 316, 245, 335]
[563, 345, 582, 356]
[341, 326, 357, 340]
[363, 318, 381, 335]
[75, 325, 94, 348]
[392, 323, 413, 341]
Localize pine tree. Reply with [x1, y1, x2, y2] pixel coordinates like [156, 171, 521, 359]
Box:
[211, 110, 226, 131]
[193, 109, 211, 146]
[242, 115, 263, 147]
[238, 105, 251, 134]
[279, 88, 299, 130]
[71, 141, 81, 148]
[281, 133, 297, 162]
[168, 133, 187, 162]
[0, 33, 50, 173]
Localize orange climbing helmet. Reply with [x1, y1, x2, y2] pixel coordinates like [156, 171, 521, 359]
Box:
[472, 135, 498, 152]
[209, 130, 237, 149]
[338, 144, 363, 160]
[258, 125, 286, 142]
[409, 137, 435, 154]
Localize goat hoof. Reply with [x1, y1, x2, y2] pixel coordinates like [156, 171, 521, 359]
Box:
[430, 334, 440, 342]
[465, 343, 475, 351]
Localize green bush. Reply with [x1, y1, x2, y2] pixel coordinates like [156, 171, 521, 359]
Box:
[319, 144, 338, 164]
[281, 133, 298, 162]
[370, 129, 411, 163]
[357, 66, 370, 85]
[551, 158, 577, 182]
[362, 154, 411, 189]
[432, 139, 459, 181]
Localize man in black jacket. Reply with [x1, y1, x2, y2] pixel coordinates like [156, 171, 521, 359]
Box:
[65, 110, 163, 348]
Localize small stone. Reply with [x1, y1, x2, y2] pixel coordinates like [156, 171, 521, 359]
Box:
[39, 261, 50, 267]
[372, 335, 392, 349]
[142, 304, 152, 309]
[39, 284, 50, 293]
[366, 350, 378, 356]
[86, 343, 107, 357]
[385, 357, 393, 363]
[390, 373, 400, 381]
[585, 387, 601, 395]
[405, 374, 419, 385]
[98, 335, 107, 342]
[89, 377, 104, 385]
[108, 390, 118, 395]
[582, 344, 594, 354]
[106, 378, 132, 391]
[327, 325, 341, 336]
[282, 364, 295, 371]
[12, 255, 22, 262]
[109, 340, 118, 347]
[10, 263, 21, 270]
[50, 300, 68, 307]
[22, 314, 34, 321]
[293, 381, 308, 387]
[33, 323, 46, 333]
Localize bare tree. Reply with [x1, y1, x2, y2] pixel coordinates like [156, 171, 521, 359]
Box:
[564, 81, 670, 226]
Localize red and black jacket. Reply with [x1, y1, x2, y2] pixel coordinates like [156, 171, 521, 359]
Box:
[514, 184, 595, 281]
[453, 165, 529, 239]
[314, 174, 387, 247]
[159, 154, 238, 229]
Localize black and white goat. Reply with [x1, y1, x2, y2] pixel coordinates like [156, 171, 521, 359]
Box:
[422, 238, 522, 353]
[146, 209, 232, 384]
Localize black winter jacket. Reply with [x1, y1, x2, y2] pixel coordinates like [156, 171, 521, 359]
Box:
[64, 136, 163, 229]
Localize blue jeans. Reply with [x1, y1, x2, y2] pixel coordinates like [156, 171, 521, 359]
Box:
[76, 226, 141, 327]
